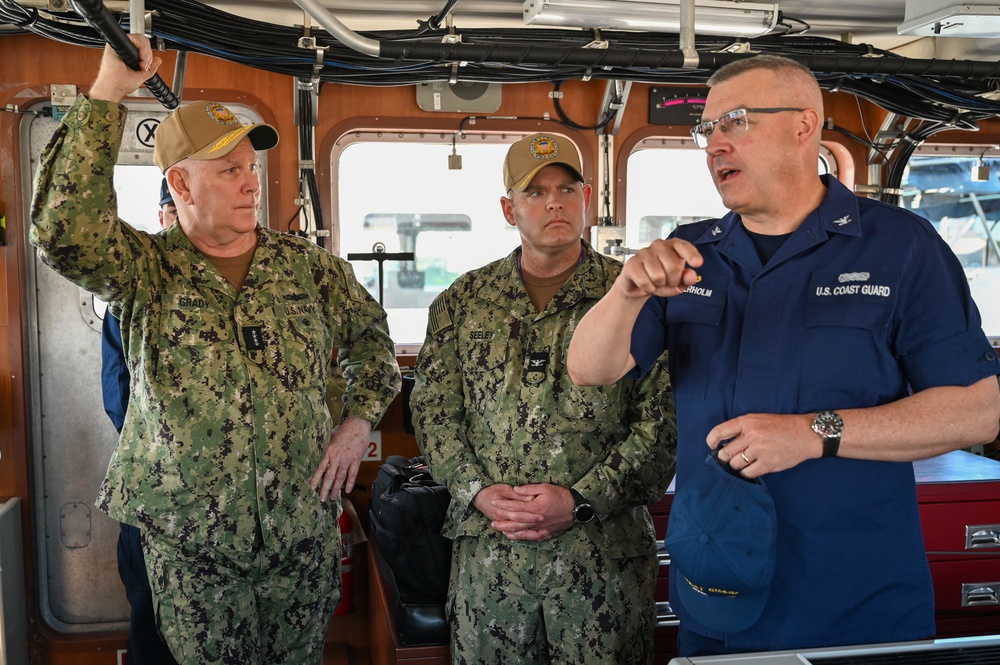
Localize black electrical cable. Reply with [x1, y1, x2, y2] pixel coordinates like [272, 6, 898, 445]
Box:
[883, 120, 972, 205]
[828, 123, 895, 164]
[775, 15, 811, 36]
[293, 82, 324, 238]
[6, 0, 1000, 124]
[551, 80, 618, 131]
[427, 0, 459, 31]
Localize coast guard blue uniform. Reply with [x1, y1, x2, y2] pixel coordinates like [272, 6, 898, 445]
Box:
[630, 175, 1000, 651]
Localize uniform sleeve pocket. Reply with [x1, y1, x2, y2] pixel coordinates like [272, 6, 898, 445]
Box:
[557, 380, 625, 421]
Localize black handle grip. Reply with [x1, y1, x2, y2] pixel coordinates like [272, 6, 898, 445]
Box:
[70, 0, 178, 109]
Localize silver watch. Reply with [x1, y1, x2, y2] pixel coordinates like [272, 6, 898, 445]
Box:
[811, 410, 843, 458]
[570, 489, 595, 524]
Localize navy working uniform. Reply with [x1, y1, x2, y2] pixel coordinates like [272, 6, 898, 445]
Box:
[412, 242, 676, 664]
[630, 174, 1000, 651]
[31, 95, 400, 664]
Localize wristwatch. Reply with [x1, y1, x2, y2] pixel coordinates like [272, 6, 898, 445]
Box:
[570, 489, 595, 524]
[811, 410, 844, 458]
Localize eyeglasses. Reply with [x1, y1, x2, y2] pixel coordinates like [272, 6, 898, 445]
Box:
[690, 107, 804, 148]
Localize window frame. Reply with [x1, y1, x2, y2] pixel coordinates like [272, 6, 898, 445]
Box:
[327, 126, 591, 353]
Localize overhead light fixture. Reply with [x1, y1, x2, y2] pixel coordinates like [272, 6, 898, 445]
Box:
[898, 1, 1000, 37]
[523, 0, 780, 38]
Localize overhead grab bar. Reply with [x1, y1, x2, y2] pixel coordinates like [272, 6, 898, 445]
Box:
[290, 0, 380, 58]
[70, 0, 178, 108]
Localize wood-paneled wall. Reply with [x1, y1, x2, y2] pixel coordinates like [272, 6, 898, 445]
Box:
[3, 30, 999, 664]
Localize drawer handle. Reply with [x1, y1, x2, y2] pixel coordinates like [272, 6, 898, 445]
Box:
[656, 601, 679, 627]
[965, 525, 1000, 550]
[962, 583, 1000, 607]
[657, 540, 671, 565]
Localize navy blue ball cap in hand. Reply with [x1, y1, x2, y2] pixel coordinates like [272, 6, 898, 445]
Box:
[665, 451, 778, 633]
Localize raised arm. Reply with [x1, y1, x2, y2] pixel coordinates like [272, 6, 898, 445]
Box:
[567, 237, 703, 386]
[89, 35, 161, 104]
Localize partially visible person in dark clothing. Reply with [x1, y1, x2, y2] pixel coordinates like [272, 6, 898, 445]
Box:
[100, 176, 178, 665]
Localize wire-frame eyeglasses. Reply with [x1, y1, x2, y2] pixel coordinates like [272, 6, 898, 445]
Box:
[690, 107, 804, 148]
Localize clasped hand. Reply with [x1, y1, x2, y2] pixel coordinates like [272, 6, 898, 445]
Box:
[475, 483, 576, 542]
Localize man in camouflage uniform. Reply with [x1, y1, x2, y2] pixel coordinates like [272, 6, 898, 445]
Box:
[30, 37, 400, 665]
[410, 133, 676, 664]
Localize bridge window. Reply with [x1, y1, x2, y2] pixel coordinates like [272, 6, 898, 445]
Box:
[335, 135, 559, 350]
[113, 164, 169, 235]
[623, 138, 837, 251]
[624, 140, 728, 250]
[903, 150, 1000, 337]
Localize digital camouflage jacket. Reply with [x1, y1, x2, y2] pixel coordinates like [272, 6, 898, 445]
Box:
[30, 95, 401, 551]
[411, 243, 676, 558]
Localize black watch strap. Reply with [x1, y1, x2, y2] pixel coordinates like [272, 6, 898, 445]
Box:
[813, 410, 844, 458]
[822, 435, 841, 458]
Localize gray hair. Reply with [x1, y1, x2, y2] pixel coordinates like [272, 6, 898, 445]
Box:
[707, 54, 817, 88]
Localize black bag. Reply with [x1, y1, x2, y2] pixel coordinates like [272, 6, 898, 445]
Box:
[370, 455, 452, 604]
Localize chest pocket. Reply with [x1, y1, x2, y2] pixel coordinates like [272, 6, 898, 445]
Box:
[801, 287, 896, 407]
[156, 307, 232, 388]
[666, 289, 726, 400]
[274, 304, 329, 392]
[228, 288, 329, 393]
[458, 337, 509, 413]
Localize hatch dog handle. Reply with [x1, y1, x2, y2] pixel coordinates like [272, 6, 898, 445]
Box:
[70, 0, 179, 109]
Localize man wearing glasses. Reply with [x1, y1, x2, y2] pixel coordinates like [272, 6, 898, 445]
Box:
[568, 55, 1000, 656]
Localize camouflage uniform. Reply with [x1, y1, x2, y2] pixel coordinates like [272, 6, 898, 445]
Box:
[411, 243, 676, 665]
[30, 96, 400, 664]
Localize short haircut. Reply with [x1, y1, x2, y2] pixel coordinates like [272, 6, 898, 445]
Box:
[707, 54, 817, 88]
[706, 54, 823, 120]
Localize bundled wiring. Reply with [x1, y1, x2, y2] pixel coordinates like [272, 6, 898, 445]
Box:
[293, 80, 324, 239]
[3, 0, 1000, 125]
[883, 120, 971, 206]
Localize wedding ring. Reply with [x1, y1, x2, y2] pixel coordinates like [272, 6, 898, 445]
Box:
[740, 451, 751, 464]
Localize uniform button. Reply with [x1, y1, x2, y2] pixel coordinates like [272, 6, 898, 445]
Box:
[77, 110, 87, 121]
[105, 112, 115, 121]
[984, 351, 997, 361]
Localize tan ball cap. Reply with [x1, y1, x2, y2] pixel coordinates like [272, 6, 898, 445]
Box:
[502, 133, 584, 192]
[153, 101, 279, 173]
